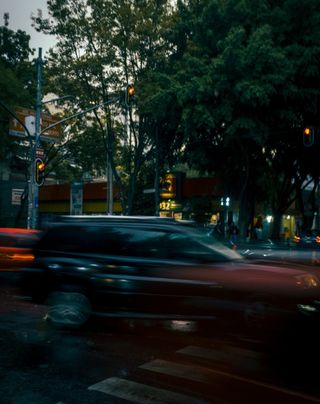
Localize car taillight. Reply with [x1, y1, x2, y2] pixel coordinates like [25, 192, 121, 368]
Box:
[11, 253, 35, 262]
[315, 236, 320, 244]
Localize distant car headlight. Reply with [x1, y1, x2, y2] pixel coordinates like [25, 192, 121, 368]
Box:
[295, 274, 320, 288]
[293, 235, 301, 243]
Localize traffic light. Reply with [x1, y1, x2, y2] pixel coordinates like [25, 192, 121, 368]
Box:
[303, 126, 314, 147]
[35, 158, 45, 186]
[125, 84, 135, 107]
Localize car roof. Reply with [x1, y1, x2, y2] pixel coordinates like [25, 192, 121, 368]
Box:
[45, 215, 197, 228]
[53, 215, 175, 221]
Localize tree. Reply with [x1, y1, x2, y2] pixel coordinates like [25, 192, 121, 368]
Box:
[153, 0, 320, 238]
[0, 25, 35, 156]
[32, 0, 175, 214]
[0, 23, 37, 226]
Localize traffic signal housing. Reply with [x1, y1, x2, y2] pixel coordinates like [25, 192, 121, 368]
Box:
[125, 84, 135, 107]
[35, 158, 46, 186]
[303, 126, 314, 147]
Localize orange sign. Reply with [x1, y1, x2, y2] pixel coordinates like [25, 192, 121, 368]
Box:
[160, 173, 176, 199]
[9, 107, 61, 142]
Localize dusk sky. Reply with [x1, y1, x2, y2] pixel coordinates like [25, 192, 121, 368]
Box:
[0, 0, 56, 55]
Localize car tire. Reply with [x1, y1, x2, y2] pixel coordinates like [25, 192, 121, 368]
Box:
[45, 291, 91, 328]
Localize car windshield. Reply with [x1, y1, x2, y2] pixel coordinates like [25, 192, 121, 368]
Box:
[167, 226, 243, 262]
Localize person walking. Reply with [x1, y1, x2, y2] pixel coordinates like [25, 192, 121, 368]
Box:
[228, 222, 239, 248]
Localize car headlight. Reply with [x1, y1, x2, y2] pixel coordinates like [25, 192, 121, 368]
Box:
[295, 274, 320, 289]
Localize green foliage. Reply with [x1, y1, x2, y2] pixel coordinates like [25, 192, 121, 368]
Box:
[0, 26, 35, 158]
[32, 0, 176, 213]
[30, 0, 320, 233]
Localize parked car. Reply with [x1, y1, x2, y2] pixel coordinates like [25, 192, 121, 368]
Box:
[20, 216, 320, 337]
[0, 228, 42, 271]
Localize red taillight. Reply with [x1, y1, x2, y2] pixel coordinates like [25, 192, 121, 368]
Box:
[11, 253, 35, 262]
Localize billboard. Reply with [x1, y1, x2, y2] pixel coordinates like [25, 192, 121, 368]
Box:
[9, 107, 62, 143]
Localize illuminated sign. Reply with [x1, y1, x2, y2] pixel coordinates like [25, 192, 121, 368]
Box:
[159, 200, 182, 212]
[160, 173, 176, 199]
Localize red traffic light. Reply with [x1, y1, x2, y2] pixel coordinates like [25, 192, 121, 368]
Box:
[303, 126, 314, 147]
[35, 158, 46, 186]
[125, 84, 135, 107]
[128, 85, 135, 96]
[38, 161, 45, 171]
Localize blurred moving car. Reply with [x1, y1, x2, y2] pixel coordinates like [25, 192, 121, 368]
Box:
[0, 228, 42, 271]
[292, 229, 320, 248]
[234, 239, 295, 262]
[20, 216, 320, 336]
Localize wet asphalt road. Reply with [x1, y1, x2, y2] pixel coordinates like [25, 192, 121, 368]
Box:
[1, 272, 320, 404]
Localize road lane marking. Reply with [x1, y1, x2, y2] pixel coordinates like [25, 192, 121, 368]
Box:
[140, 359, 320, 402]
[88, 376, 209, 404]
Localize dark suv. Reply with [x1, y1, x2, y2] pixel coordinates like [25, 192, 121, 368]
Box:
[21, 216, 320, 332]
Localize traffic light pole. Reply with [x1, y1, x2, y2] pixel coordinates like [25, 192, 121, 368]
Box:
[28, 48, 43, 229]
[1, 64, 125, 228]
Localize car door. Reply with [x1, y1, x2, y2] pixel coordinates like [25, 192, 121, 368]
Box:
[87, 225, 225, 317]
[86, 225, 185, 313]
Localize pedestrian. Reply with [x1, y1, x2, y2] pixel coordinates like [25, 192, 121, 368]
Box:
[228, 222, 239, 245]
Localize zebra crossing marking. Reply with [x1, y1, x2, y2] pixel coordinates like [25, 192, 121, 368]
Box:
[140, 359, 213, 384]
[88, 376, 209, 404]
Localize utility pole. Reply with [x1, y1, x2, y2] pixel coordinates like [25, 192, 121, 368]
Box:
[29, 48, 42, 229]
[1, 79, 123, 227]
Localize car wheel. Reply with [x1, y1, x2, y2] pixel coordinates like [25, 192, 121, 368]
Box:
[45, 291, 91, 328]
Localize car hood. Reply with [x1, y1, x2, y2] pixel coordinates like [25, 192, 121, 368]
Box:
[159, 261, 320, 296]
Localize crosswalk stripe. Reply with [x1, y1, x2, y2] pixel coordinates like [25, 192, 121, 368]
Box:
[88, 376, 209, 404]
[140, 359, 214, 384]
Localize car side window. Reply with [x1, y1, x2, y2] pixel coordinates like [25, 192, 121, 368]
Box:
[86, 226, 170, 258]
[39, 226, 89, 252]
[164, 232, 229, 262]
[85, 226, 226, 262]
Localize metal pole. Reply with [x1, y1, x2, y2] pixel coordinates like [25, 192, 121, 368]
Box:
[108, 158, 113, 214]
[154, 125, 160, 216]
[27, 150, 33, 229]
[105, 123, 113, 215]
[31, 48, 42, 229]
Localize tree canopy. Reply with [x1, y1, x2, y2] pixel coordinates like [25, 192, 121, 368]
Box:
[0, 25, 35, 159]
[29, 0, 320, 236]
